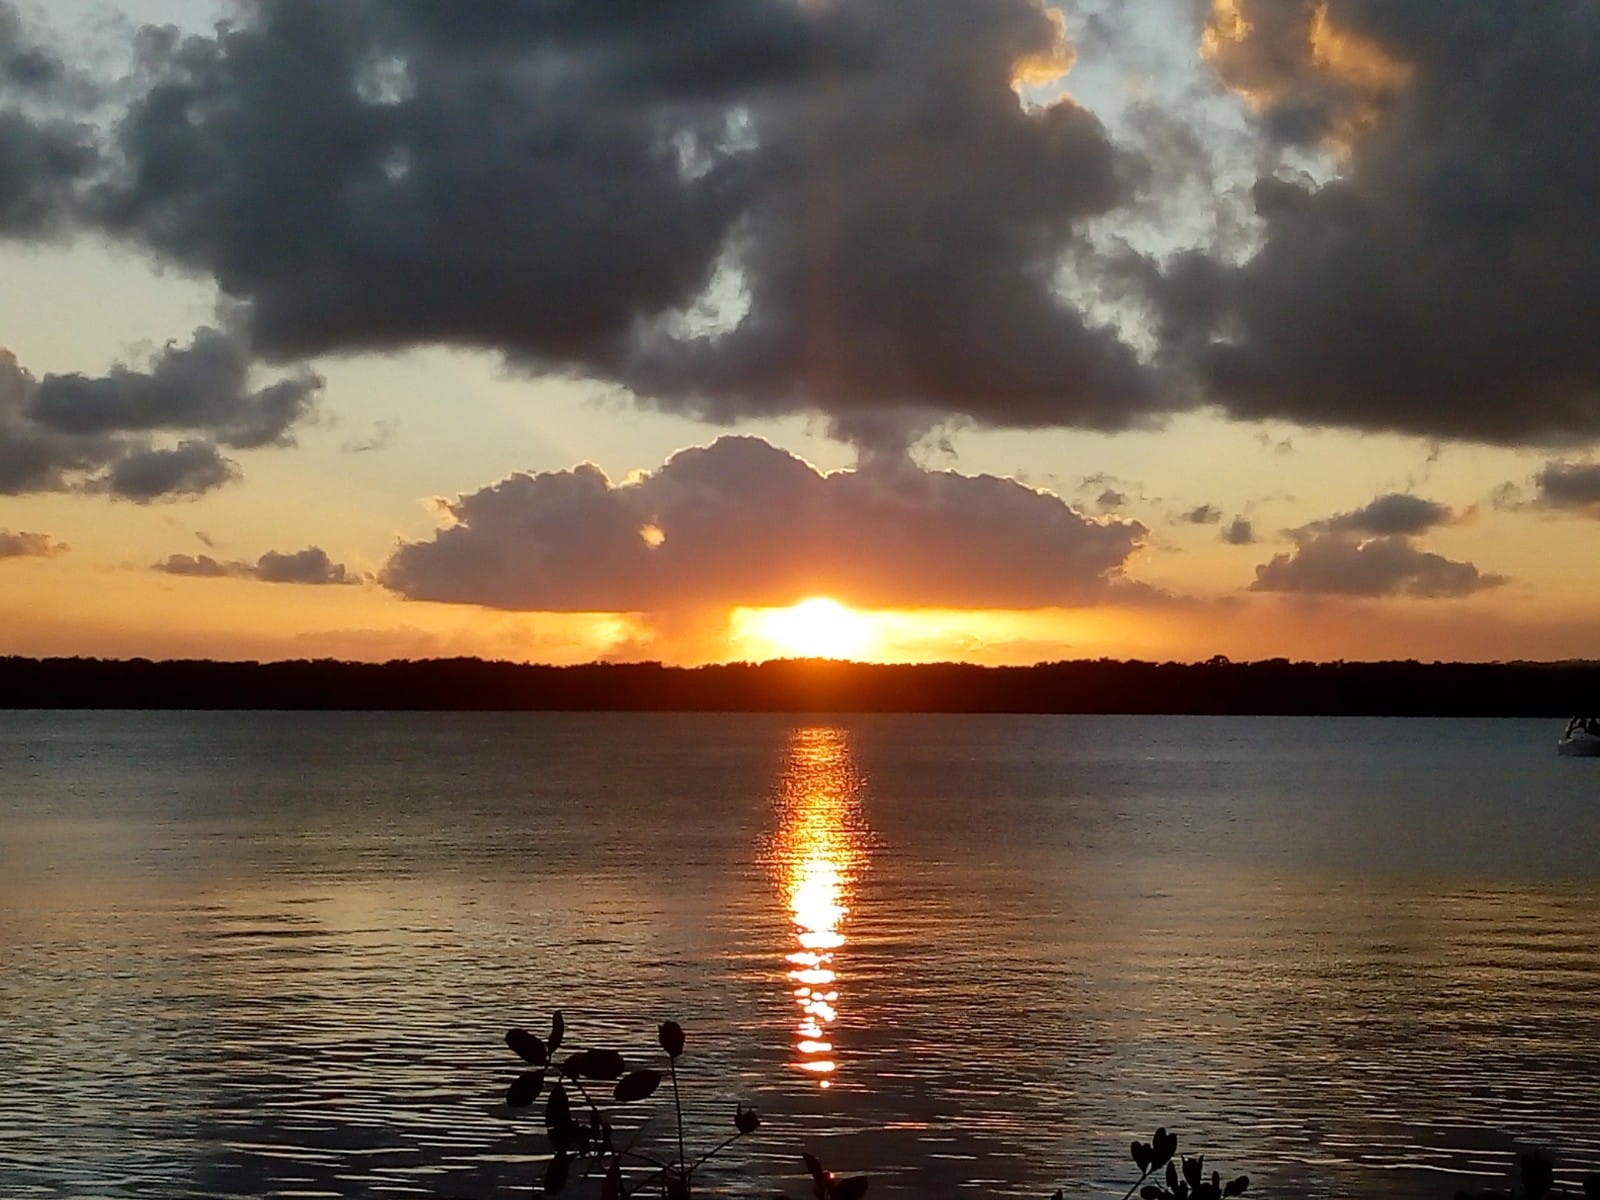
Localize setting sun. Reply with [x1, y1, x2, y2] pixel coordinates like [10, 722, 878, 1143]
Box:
[740, 597, 875, 661]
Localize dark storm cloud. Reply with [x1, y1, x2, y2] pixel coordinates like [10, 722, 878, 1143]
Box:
[76, 0, 1162, 446]
[1533, 462, 1600, 516]
[1171, 1, 1600, 444]
[382, 436, 1147, 611]
[1250, 533, 1504, 599]
[0, 328, 316, 498]
[12, 0, 1600, 450]
[0, 528, 65, 558]
[154, 545, 358, 584]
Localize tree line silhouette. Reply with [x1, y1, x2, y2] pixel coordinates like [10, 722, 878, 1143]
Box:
[4, 655, 1600, 714]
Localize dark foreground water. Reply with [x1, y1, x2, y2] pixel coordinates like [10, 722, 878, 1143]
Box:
[2, 712, 1598, 1199]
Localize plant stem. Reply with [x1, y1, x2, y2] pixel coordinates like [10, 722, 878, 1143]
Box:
[1120, 1167, 1152, 1200]
[688, 1132, 742, 1172]
[669, 1057, 687, 1193]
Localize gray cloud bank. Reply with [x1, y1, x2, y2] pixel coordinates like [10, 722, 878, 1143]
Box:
[0, 326, 319, 499]
[1164, 0, 1600, 444]
[4, 1, 1600, 450]
[382, 436, 1147, 611]
[155, 545, 357, 585]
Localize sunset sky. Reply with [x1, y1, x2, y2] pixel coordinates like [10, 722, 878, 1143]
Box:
[2, 0, 1598, 666]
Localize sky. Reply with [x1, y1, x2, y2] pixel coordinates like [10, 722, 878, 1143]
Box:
[2, 0, 1598, 667]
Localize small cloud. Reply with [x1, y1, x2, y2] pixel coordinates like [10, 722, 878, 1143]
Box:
[255, 546, 357, 585]
[1321, 492, 1455, 537]
[153, 545, 359, 585]
[0, 528, 67, 558]
[1254, 430, 1295, 455]
[153, 553, 243, 578]
[1220, 517, 1255, 545]
[97, 440, 238, 503]
[1096, 488, 1127, 512]
[340, 417, 398, 454]
[1178, 503, 1222, 525]
[1534, 461, 1600, 517]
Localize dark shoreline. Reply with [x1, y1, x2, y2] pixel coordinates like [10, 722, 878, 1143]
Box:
[4, 655, 1599, 715]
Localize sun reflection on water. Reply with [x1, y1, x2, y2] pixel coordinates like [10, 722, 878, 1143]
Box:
[769, 726, 870, 1085]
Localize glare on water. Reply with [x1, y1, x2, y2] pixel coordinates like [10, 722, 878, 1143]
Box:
[767, 727, 871, 1085]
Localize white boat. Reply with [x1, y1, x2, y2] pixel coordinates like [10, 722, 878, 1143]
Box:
[1558, 717, 1600, 757]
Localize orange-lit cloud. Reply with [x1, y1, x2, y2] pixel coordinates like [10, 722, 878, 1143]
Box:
[382, 437, 1148, 613]
[1199, 0, 1409, 151]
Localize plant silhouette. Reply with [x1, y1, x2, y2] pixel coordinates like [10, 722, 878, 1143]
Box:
[502, 1012, 838, 1198]
[501, 1018, 1600, 1199]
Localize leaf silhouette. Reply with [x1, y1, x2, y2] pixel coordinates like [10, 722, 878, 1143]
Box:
[1224, 1175, 1250, 1197]
[613, 1069, 662, 1103]
[549, 1010, 565, 1055]
[545, 1081, 571, 1131]
[1153, 1128, 1178, 1168]
[803, 1151, 831, 1194]
[544, 1150, 570, 1195]
[506, 1069, 545, 1107]
[565, 1049, 626, 1080]
[659, 1020, 685, 1059]
[834, 1176, 870, 1200]
[506, 1028, 548, 1066]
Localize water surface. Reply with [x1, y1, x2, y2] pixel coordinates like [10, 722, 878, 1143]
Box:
[2, 712, 1598, 1198]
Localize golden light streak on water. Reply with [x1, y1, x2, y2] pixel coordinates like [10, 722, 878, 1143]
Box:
[769, 726, 870, 1085]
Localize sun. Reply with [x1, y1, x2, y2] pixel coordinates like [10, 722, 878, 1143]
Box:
[746, 597, 874, 661]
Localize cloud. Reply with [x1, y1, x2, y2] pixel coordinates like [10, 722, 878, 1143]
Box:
[1533, 461, 1600, 517]
[0, 326, 317, 499]
[1321, 492, 1454, 536]
[95, 439, 236, 502]
[0, 5, 96, 237]
[1220, 516, 1254, 545]
[1250, 534, 1504, 599]
[1167, 2, 1600, 444]
[340, 417, 397, 454]
[153, 552, 237, 578]
[0, 528, 65, 558]
[1248, 488, 1496, 598]
[1179, 503, 1221, 525]
[255, 546, 356, 585]
[25, 0, 1165, 449]
[7, 0, 1599, 453]
[382, 435, 1147, 611]
[153, 545, 358, 585]
[27, 324, 321, 448]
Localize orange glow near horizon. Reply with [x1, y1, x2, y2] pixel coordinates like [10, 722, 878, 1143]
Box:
[734, 597, 876, 661]
[768, 727, 870, 1084]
